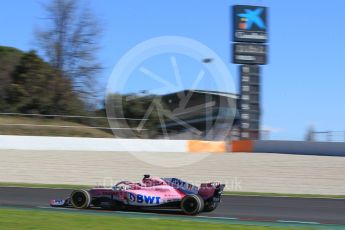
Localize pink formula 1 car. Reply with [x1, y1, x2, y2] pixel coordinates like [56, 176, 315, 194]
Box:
[50, 175, 225, 215]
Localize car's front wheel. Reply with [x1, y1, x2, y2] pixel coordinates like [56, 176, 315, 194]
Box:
[70, 190, 91, 209]
[180, 194, 204, 215]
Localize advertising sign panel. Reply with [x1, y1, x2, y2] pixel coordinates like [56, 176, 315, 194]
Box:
[233, 5, 268, 43]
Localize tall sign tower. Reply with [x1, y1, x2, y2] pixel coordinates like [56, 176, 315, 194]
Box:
[232, 5, 268, 140]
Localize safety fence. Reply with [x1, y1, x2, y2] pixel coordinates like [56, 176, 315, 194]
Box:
[0, 112, 147, 132]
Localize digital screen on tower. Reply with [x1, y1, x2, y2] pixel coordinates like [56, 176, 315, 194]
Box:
[233, 43, 267, 65]
[233, 5, 268, 43]
[239, 65, 261, 139]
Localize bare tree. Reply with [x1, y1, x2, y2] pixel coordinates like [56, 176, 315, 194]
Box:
[36, 0, 102, 101]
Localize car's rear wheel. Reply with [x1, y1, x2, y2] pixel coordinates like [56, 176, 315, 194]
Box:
[71, 190, 91, 209]
[180, 194, 204, 215]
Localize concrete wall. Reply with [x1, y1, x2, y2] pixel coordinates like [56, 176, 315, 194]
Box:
[0, 135, 228, 153]
[0, 135, 187, 153]
[1, 135, 345, 156]
[253, 141, 345, 156]
[231, 140, 345, 156]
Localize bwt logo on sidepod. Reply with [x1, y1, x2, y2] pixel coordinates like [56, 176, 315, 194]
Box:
[128, 193, 161, 204]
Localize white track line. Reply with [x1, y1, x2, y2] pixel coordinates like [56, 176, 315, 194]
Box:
[277, 220, 320, 225]
[196, 215, 238, 220]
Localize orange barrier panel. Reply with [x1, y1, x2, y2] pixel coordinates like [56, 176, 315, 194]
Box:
[231, 140, 253, 153]
[187, 140, 226, 153]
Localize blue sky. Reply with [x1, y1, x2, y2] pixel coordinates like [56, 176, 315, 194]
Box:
[1, 0, 345, 140]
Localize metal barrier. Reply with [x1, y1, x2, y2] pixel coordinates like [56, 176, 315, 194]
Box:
[0, 112, 147, 131]
[0, 123, 145, 131]
[0, 112, 146, 120]
[311, 131, 345, 142]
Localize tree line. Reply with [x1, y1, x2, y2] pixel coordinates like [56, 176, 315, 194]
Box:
[1, 0, 102, 115]
[0, 0, 167, 136]
[0, 46, 85, 115]
[0, 46, 166, 136]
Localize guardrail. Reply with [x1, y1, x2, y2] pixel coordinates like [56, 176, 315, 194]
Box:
[0, 112, 147, 131]
[0, 112, 147, 121]
[311, 131, 345, 142]
[0, 112, 273, 140]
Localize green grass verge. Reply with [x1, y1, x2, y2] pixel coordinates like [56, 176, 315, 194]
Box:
[0, 208, 312, 230]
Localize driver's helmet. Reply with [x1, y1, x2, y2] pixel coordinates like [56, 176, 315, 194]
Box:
[142, 175, 165, 187]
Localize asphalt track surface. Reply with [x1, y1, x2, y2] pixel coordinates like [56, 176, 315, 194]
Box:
[1, 187, 345, 227]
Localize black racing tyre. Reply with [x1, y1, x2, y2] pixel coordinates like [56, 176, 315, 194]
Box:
[71, 190, 91, 209]
[203, 201, 219, 212]
[180, 194, 204, 215]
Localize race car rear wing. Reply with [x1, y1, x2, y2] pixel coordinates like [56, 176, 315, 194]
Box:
[198, 182, 225, 199]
